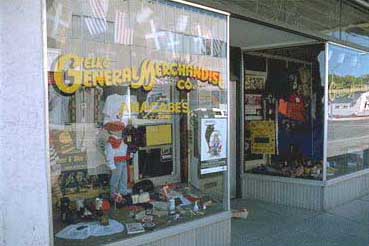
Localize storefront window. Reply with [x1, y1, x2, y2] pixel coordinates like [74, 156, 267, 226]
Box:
[243, 44, 325, 180]
[47, 0, 228, 245]
[327, 44, 369, 178]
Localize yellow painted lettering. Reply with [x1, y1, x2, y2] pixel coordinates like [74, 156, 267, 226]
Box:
[104, 70, 113, 86]
[178, 64, 186, 76]
[54, 54, 82, 94]
[83, 70, 93, 87]
[122, 68, 132, 83]
[182, 102, 189, 113]
[170, 63, 177, 76]
[162, 63, 170, 77]
[155, 63, 163, 77]
[131, 67, 139, 81]
[193, 67, 201, 80]
[201, 69, 209, 82]
[84, 58, 92, 69]
[112, 70, 123, 85]
[102, 58, 111, 69]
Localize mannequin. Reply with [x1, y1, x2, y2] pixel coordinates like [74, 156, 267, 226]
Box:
[103, 90, 138, 198]
[105, 124, 132, 198]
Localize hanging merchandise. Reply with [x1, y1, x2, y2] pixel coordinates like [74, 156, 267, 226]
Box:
[298, 66, 312, 98]
[122, 124, 140, 154]
[278, 95, 306, 122]
[265, 59, 290, 98]
[288, 94, 306, 122]
[278, 98, 288, 116]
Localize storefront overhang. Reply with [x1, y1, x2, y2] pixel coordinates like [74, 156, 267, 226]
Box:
[188, 0, 369, 52]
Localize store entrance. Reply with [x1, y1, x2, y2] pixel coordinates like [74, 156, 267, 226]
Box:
[229, 17, 325, 199]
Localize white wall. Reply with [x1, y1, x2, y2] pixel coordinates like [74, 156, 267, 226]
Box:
[0, 1, 51, 245]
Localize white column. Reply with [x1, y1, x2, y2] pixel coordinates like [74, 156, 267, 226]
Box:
[0, 0, 51, 245]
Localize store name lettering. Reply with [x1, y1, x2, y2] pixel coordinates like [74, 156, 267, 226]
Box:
[119, 101, 189, 115]
[54, 54, 223, 95]
[329, 82, 369, 101]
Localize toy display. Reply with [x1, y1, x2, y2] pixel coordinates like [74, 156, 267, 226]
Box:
[53, 181, 222, 244]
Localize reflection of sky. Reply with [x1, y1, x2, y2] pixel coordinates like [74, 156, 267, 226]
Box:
[328, 31, 369, 50]
[329, 44, 369, 77]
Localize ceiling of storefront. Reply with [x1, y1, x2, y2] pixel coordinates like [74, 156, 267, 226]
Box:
[230, 17, 316, 49]
[190, 0, 369, 49]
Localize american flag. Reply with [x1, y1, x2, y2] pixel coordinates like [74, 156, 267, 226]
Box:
[114, 10, 134, 45]
[84, 0, 109, 35]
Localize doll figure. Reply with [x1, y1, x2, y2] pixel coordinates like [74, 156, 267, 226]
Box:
[105, 126, 132, 197]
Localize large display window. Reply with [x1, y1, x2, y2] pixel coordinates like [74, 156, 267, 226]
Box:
[243, 44, 325, 180]
[327, 44, 369, 179]
[47, 0, 229, 245]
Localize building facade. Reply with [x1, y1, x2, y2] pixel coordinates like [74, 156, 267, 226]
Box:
[1, 0, 369, 246]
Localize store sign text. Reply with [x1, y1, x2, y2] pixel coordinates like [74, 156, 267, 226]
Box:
[120, 101, 189, 114]
[54, 54, 223, 95]
[329, 81, 369, 101]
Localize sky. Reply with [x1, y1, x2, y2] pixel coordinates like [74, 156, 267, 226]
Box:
[329, 43, 369, 77]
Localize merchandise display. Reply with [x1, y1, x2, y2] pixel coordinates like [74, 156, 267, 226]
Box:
[53, 182, 223, 245]
[243, 45, 325, 180]
[47, 0, 228, 245]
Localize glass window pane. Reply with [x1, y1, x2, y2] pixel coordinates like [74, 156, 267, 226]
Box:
[341, 1, 369, 48]
[243, 44, 325, 180]
[327, 44, 369, 178]
[47, 0, 228, 245]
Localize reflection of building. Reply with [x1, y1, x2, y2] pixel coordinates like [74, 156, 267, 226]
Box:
[329, 91, 369, 118]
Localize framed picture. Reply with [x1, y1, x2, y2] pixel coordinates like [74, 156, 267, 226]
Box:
[244, 94, 262, 120]
[244, 70, 266, 91]
[200, 118, 227, 161]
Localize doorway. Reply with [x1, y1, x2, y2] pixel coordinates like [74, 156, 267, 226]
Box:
[229, 17, 325, 199]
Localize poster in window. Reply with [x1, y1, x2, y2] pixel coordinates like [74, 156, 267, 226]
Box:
[244, 71, 266, 91]
[245, 94, 262, 120]
[51, 129, 87, 171]
[249, 120, 276, 155]
[146, 124, 172, 146]
[201, 118, 227, 161]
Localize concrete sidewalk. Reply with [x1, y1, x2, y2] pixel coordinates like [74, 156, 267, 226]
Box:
[231, 195, 369, 246]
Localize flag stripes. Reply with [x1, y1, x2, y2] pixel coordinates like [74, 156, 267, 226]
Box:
[114, 10, 134, 45]
[84, 0, 108, 35]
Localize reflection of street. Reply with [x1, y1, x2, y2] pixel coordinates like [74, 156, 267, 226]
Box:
[328, 119, 369, 157]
